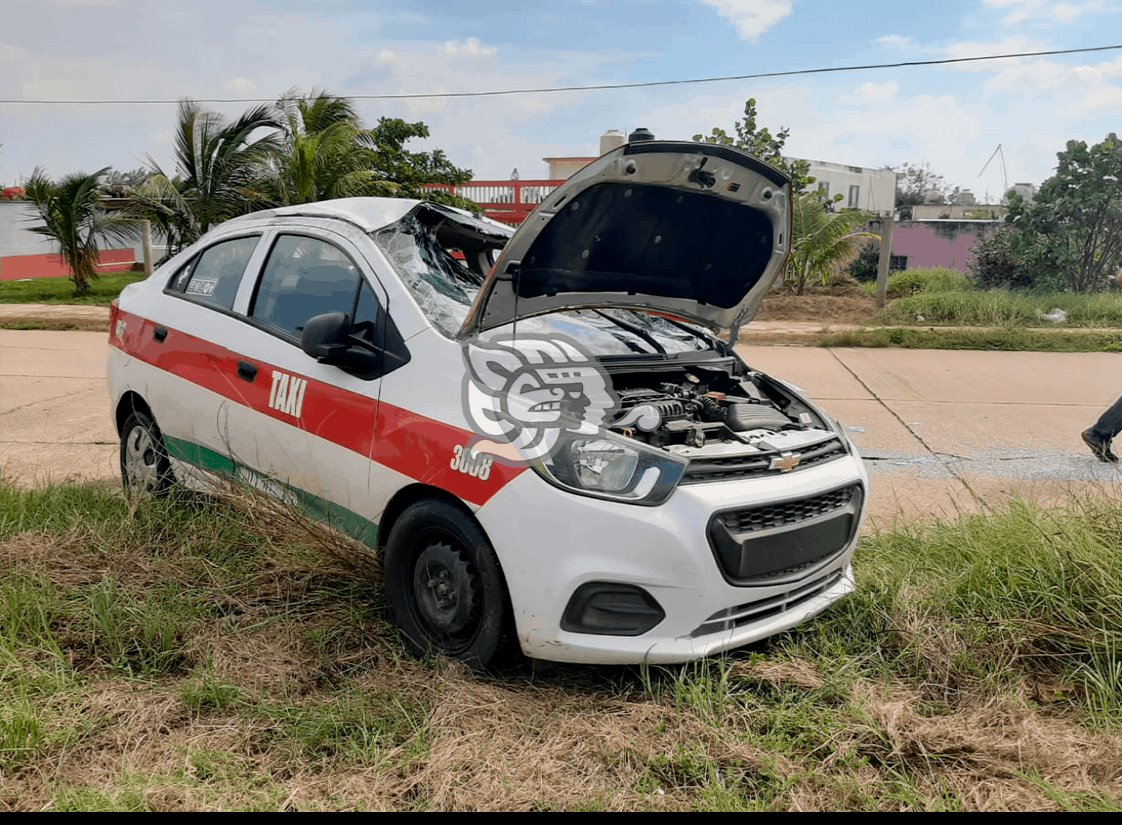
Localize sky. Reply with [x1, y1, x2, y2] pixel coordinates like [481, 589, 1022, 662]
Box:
[2, 0, 1121, 200]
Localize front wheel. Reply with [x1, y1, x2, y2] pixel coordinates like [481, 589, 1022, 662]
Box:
[119, 410, 174, 496]
[383, 498, 518, 670]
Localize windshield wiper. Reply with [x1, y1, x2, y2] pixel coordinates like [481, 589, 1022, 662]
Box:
[654, 315, 732, 355]
[593, 310, 666, 355]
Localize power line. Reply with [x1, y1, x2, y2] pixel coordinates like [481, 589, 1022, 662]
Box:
[1, 43, 1120, 106]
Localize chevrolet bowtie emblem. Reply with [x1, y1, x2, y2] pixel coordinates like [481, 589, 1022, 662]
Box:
[770, 452, 802, 472]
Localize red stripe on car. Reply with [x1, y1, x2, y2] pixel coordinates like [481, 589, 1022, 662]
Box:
[110, 308, 524, 505]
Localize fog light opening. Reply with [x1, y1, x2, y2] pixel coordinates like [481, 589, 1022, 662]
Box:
[561, 582, 665, 636]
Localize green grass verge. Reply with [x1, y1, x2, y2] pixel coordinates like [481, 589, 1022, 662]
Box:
[0, 272, 145, 305]
[877, 289, 1122, 328]
[860, 267, 973, 298]
[817, 326, 1122, 352]
[1, 481, 1120, 810]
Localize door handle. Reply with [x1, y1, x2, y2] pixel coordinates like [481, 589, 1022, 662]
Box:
[153, 325, 168, 343]
[237, 360, 258, 382]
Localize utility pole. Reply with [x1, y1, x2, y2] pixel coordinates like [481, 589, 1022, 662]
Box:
[875, 213, 894, 309]
[140, 219, 154, 276]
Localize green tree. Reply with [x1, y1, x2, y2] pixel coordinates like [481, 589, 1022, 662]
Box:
[132, 92, 478, 254]
[269, 91, 393, 205]
[135, 99, 280, 251]
[358, 116, 475, 208]
[1006, 133, 1122, 293]
[784, 193, 874, 294]
[24, 167, 136, 296]
[100, 167, 150, 198]
[888, 162, 960, 214]
[693, 97, 813, 191]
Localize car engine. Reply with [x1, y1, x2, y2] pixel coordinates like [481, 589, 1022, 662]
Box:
[608, 364, 837, 460]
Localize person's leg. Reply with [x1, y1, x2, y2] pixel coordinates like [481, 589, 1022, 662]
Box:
[1082, 394, 1122, 462]
[1091, 394, 1122, 440]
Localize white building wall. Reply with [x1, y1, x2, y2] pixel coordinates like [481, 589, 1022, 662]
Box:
[0, 199, 156, 259]
[794, 159, 896, 215]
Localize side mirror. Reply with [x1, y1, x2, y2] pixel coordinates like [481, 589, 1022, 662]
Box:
[301, 312, 351, 363]
[301, 311, 382, 379]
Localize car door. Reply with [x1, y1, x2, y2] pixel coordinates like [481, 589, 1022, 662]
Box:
[223, 228, 391, 543]
[143, 232, 267, 481]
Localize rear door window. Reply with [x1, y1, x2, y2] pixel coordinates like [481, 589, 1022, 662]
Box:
[172, 236, 260, 310]
[251, 235, 364, 340]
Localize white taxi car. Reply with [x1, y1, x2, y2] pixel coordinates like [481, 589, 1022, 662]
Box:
[108, 140, 868, 669]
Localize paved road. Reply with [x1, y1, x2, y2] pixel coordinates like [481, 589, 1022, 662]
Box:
[2, 329, 1119, 522]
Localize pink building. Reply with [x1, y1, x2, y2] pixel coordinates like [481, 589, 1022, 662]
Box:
[890, 220, 997, 273]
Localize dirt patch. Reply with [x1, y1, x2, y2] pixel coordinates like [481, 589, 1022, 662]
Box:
[755, 293, 878, 325]
[0, 303, 110, 332]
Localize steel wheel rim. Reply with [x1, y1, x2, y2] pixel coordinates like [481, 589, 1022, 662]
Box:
[409, 533, 483, 653]
[123, 423, 159, 490]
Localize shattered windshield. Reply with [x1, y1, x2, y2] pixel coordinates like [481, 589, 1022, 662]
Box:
[372, 210, 486, 337]
[372, 205, 710, 355]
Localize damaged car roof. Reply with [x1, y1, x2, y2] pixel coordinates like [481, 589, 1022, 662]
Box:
[225, 197, 515, 237]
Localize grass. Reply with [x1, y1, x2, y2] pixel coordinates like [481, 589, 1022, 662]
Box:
[0, 272, 144, 305]
[860, 267, 973, 298]
[815, 326, 1122, 352]
[1, 480, 1121, 810]
[877, 289, 1122, 328]
[852, 266, 1122, 332]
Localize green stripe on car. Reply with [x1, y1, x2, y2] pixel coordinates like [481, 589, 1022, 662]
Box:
[163, 435, 379, 547]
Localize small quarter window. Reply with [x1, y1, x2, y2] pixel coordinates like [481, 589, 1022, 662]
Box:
[351, 282, 380, 346]
[176, 236, 259, 309]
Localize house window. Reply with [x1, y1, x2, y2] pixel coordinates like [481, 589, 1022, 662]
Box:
[889, 255, 908, 271]
[848, 184, 861, 208]
[817, 181, 830, 198]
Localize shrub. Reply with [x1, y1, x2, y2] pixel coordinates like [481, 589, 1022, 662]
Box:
[847, 239, 879, 282]
[969, 226, 1066, 291]
[885, 267, 971, 295]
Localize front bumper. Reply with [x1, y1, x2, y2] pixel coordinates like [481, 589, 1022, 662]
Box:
[475, 451, 868, 664]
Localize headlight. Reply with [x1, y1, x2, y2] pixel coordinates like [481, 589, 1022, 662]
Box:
[533, 430, 687, 506]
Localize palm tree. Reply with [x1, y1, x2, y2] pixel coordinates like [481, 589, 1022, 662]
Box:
[24, 167, 136, 296]
[135, 99, 279, 251]
[268, 91, 395, 205]
[785, 193, 875, 294]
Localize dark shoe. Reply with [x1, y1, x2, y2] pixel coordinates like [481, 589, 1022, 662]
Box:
[1082, 429, 1119, 463]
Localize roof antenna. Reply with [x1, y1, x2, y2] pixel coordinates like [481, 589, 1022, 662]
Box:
[978, 144, 1008, 198]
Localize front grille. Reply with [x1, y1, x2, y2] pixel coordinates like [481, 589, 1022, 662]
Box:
[718, 484, 857, 534]
[681, 437, 846, 484]
[707, 484, 863, 585]
[690, 569, 844, 637]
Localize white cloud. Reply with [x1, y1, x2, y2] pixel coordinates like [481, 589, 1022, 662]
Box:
[845, 80, 898, 103]
[222, 76, 257, 94]
[1065, 84, 1122, 116]
[875, 34, 915, 49]
[983, 0, 1114, 26]
[442, 37, 497, 58]
[43, 0, 123, 7]
[698, 0, 793, 42]
[940, 35, 1046, 63]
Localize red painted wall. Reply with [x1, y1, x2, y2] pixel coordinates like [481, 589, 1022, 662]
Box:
[0, 248, 135, 281]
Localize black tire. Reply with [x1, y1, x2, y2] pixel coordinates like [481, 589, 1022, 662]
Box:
[383, 498, 518, 670]
[119, 409, 175, 496]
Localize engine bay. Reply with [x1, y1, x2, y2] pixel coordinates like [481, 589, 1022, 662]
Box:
[607, 360, 837, 460]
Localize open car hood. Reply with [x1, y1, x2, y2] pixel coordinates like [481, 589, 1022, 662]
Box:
[456, 141, 792, 338]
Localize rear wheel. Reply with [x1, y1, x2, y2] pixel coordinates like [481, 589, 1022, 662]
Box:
[119, 410, 174, 496]
[383, 498, 517, 670]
